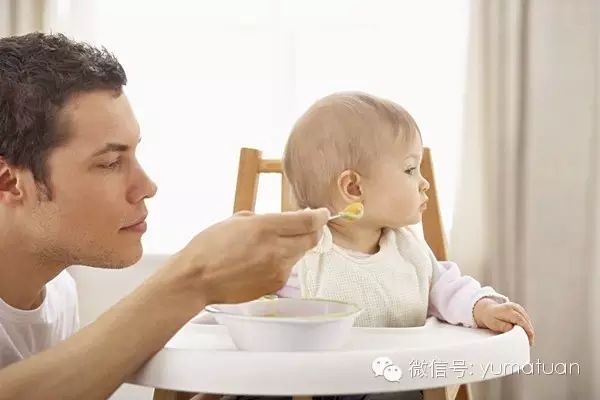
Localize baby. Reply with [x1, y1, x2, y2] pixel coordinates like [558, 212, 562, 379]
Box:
[278, 91, 535, 341]
[201, 92, 534, 400]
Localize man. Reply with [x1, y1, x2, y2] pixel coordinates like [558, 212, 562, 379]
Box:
[0, 32, 328, 399]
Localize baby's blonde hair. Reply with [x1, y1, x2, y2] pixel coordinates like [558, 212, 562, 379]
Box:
[283, 91, 420, 209]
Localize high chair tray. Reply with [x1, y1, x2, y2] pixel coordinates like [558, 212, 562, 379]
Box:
[128, 317, 530, 395]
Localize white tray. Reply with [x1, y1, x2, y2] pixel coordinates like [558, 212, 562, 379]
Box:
[128, 317, 530, 395]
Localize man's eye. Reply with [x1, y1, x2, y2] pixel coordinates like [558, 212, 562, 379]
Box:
[100, 159, 121, 170]
[405, 167, 417, 175]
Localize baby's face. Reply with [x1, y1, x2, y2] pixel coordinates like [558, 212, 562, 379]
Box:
[361, 136, 430, 228]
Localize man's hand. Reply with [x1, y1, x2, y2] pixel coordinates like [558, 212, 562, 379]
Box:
[473, 298, 535, 346]
[170, 208, 330, 305]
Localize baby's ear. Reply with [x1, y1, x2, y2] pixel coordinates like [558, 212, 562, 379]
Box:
[337, 169, 363, 201]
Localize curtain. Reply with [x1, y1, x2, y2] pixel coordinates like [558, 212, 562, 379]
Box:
[0, 0, 47, 36]
[451, 0, 599, 398]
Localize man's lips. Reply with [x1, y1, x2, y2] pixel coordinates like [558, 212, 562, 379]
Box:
[121, 214, 148, 231]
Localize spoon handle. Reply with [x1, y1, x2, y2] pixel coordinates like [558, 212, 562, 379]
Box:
[328, 213, 343, 221]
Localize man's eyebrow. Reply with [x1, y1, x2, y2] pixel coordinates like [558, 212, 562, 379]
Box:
[91, 137, 142, 157]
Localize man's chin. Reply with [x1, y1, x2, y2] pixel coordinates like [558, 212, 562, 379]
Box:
[79, 245, 144, 269]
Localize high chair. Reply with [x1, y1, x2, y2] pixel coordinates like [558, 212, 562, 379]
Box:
[153, 147, 472, 400]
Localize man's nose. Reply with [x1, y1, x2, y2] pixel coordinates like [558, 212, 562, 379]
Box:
[128, 163, 158, 203]
[145, 176, 158, 199]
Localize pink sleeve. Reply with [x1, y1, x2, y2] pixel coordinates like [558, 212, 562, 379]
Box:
[428, 261, 509, 327]
[276, 260, 302, 299]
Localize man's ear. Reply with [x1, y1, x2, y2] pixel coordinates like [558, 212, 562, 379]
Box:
[336, 169, 363, 204]
[0, 158, 25, 205]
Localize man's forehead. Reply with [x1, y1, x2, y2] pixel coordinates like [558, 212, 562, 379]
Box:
[59, 90, 140, 147]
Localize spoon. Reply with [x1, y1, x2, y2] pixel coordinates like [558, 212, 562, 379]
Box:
[328, 202, 364, 221]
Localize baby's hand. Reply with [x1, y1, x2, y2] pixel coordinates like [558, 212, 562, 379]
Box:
[473, 298, 535, 346]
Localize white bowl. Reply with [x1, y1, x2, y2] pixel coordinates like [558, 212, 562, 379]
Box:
[204, 298, 362, 352]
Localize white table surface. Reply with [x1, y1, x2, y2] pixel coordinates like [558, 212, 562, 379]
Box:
[128, 317, 530, 395]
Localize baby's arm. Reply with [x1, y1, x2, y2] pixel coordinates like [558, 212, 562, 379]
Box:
[276, 259, 303, 299]
[428, 260, 535, 345]
[427, 260, 508, 327]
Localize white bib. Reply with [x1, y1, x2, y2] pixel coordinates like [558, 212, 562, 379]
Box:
[299, 227, 433, 327]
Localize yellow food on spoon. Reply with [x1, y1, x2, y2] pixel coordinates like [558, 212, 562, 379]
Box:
[329, 202, 364, 221]
[342, 202, 364, 220]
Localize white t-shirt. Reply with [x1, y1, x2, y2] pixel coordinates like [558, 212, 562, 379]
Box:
[0, 270, 79, 368]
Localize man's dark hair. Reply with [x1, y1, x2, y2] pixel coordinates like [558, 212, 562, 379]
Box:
[0, 32, 127, 195]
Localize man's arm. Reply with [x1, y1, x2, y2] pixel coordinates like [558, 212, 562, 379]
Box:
[0, 209, 329, 400]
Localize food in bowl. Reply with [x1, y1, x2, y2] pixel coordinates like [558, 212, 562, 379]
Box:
[204, 298, 362, 351]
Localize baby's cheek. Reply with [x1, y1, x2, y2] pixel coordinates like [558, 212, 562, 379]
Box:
[389, 202, 413, 223]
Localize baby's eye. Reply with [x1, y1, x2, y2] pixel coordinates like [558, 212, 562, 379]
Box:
[404, 167, 417, 175]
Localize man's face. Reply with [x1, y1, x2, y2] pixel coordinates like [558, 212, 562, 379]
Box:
[22, 90, 157, 268]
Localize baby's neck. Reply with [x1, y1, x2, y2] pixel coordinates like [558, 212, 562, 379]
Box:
[328, 222, 383, 255]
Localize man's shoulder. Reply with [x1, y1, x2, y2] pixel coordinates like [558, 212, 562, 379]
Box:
[0, 270, 80, 368]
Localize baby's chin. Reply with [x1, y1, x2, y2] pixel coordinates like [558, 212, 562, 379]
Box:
[381, 216, 421, 230]
[404, 213, 425, 227]
[411, 214, 424, 226]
